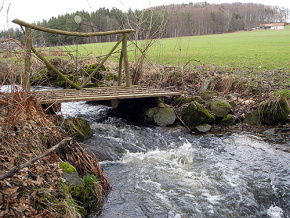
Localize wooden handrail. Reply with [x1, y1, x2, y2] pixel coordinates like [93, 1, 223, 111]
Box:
[13, 19, 134, 90]
[12, 19, 135, 36]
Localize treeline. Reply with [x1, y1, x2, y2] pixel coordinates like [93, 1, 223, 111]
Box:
[0, 2, 288, 46]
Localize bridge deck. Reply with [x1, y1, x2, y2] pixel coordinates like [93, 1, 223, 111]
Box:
[34, 86, 181, 104]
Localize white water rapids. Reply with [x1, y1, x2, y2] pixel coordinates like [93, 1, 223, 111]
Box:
[59, 101, 290, 218]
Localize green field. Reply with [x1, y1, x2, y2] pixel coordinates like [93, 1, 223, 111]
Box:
[74, 25, 290, 71]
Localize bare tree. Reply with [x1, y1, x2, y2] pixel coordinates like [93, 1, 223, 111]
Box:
[126, 8, 168, 84]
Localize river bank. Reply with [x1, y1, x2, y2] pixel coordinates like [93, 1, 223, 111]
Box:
[0, 90, 111, 217]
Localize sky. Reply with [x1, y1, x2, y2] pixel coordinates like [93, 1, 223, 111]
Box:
[0, 0, 289, 31]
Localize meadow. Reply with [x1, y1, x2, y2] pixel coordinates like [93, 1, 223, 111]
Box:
[74, 25, 290, 71]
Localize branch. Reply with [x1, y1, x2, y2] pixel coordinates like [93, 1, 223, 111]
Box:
[0, 137, 71, 180]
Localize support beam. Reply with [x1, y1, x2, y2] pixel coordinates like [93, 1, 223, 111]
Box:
[122, 33, 130, 87]
[118, 51, 123, 86]
[24, 27, 32, 91]
[110, 99, 119, 108]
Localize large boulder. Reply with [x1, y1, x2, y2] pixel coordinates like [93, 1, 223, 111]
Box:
[181, 101, 215, 128]
[259, 97, 289, 125]
[145, 105, 176, 127]
[206, 98, 233, 118]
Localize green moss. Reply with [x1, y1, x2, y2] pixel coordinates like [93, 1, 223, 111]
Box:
[70, 174, 102, 213]
[207, 98, 233, 117]
[182, 101, 215, 127]
[86, 63, 105, 83]
[60, 162, 77, 174]
[64, 117, 92, 138]
[217, 101, 228, 107]
[220, 114, 235, 126]
[59, 182, 86, 216]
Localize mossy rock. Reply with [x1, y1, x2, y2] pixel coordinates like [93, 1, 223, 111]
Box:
[182, 101, 215, 128]
[206, 98, 233, 118]
[244, 110, 260, 125]
[198, 91, 219, 100]
[259, 97, 290, 125]
[220, 114, 236, 126]
[174, 96, 204, 105]
[64, 117, 92, 138]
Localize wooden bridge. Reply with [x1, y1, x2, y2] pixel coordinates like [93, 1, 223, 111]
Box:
[11, 20, 181, 109]
[34, 86, 181, 108]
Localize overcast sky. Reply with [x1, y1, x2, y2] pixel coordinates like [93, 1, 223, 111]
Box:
[1, 0, 289, 31]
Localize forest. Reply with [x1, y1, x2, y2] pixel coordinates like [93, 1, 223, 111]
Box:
[0, 2, 289, 46]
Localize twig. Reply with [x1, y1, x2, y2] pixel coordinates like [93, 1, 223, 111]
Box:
[0, 137, 71, 180]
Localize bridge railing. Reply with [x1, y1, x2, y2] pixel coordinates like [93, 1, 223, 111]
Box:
[12, 19, 135, 91]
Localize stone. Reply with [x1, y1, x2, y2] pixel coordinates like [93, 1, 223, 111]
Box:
[220, 114, 236, 126]
[244, 110, 260, 125]
[199, 79, 211, 92]
[263, 128, 276, 135]
[60, 161, 83, 187]
[198, 91, 219, 100]
[145, 107, 176, 127]
[64, 117, 92, 138]
[259, 97, 290, 125]
[206, 98, 233, 118]
[195, 124, 212, 133]
[181, 101, 215, 128]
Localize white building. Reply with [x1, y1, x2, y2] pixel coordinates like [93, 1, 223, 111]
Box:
[270, 23, 285, 30]
[260, 23, 285, 30]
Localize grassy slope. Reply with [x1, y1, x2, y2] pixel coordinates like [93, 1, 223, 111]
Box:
[76, 25, 290, 71]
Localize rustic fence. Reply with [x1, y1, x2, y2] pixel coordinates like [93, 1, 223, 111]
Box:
[12, 19, 135, 91]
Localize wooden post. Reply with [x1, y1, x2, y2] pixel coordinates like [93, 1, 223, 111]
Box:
[24, 27, 32, 91]
[122, 33, 130, 87]
[118, 51, 123, 86]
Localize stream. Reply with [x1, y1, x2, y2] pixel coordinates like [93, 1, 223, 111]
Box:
[60, 101, 290, 218]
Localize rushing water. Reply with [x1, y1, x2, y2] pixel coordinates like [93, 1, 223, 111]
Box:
[60, 101, 290, 218]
